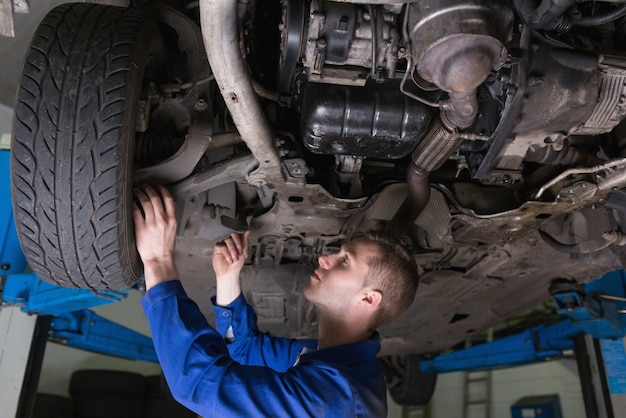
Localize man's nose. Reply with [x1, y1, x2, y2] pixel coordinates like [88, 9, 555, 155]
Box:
[318, 253, 331, 269]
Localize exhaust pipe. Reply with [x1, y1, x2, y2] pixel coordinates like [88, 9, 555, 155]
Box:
[387, 0, 512, 238]
[199, 0, 283, 186]
[387, 117, 464, 238]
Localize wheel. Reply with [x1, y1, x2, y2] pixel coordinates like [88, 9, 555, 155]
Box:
[69, 370, 146, 397]
[73, 396, 144, 418]
[32, 393, 75, 418]
[11, 3, 158, 289]
[70, 370, 146, 418]
[379, 354, 438, 406]
[143, 375, 197, 417]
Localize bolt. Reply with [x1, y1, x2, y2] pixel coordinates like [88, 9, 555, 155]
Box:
[498, 174, 512, 184]
[194, 98, 208, 112]
[331, 141, 344, 151]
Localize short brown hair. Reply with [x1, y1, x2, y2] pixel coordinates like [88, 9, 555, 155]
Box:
[360, 231, 419, 330]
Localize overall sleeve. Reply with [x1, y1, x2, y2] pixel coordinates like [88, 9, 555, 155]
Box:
[212, 293, 315, 371]
[141, 280, 370, 418]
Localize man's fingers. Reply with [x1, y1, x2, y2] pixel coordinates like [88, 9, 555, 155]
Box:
[242, 230, 251, 258]
[157, 185, 176, 220]
[224, 237, 240, 261]
[214, 231, 250, 265]
[142, 185, 167, 220]
[132, 201, 145, 225]
[134, 188, 154, 222]
[230, 232, 243, 253]
[214, 242, 233, 264]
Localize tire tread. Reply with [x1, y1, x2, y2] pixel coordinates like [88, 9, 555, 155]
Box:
[11, 3, 147, 289]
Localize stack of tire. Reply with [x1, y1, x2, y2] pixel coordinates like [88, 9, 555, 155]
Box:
[31, 393, 75, 418]
[70, 370, 146, 418]
[144, 374, 197, 418]
[65, 370, 196, 418]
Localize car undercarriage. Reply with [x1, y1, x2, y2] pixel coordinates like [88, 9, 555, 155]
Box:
[7, 0, 626, 404]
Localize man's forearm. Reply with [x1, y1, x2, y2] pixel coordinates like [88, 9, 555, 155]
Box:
[215, 273, 241, 306]
[143, 258, 179, 290]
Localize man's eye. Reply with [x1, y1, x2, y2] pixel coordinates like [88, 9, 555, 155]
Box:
[341, 257, 348, 265]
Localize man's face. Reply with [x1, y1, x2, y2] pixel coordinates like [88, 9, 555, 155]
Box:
[303, 237, 381, 316]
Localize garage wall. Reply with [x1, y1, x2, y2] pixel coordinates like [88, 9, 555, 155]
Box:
[0, 102, 12, 136]
[387, 358, 585, 418]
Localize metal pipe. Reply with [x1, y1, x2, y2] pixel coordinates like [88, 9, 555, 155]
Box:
[387, 117, 464, 238]
[386, 164, 431, 239]
[199, 0, 283, 186]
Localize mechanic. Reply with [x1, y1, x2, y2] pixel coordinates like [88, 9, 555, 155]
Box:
[134, 184, 419, 417]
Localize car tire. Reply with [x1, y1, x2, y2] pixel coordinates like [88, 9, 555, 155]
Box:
[69, 369, 146, 398]
[144, 375, 197, 418]
[11, 3, 157, 289]
[380, 354, 438, 406]
[32, 393, 75, 418]
[70, 370, 146, 418]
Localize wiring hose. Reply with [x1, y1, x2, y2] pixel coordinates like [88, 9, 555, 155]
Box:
[575, 3, 626, 26]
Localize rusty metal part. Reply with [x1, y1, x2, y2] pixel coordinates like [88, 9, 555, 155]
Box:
[386, 163, 431, 239]
[525, 144, 603, 166]
[387, 117, 464, 237]
[408, 0, 513, 128]
[199, 0, 283, 186]
[169, 155, 258, 199]
[134, 132, 242, 184]
[534, 157, 626, 199]
[411, 117, 465, 172]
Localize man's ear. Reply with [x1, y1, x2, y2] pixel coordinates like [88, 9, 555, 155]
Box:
[361, 289, 382, 309]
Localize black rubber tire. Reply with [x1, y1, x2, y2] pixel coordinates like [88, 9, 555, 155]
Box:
[144, 397, 198, 418]
[32, 393, 75, 418]
[69, 370, 146, 398]
[380, 354, 438, 406]
[10, 3, 155, 289]
[143, 375, 197, 418]
[73, 395, 144, 418]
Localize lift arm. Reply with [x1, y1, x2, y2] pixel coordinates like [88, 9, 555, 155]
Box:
[420, 319, 579, 373]
[49, 309, 158, 363]
[421, 270, 626, 374]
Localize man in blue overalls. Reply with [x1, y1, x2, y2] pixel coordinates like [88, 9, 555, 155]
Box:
[134, 184, 419, 417]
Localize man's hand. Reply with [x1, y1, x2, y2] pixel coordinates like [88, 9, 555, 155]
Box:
[133, 184, 179, 290]
[213, 231, 250, 306]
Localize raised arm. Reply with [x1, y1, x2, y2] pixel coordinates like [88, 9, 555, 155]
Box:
[212, 231, 314, 370]
[213, 231, 250, 306]
[133, 184, 178, 289]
